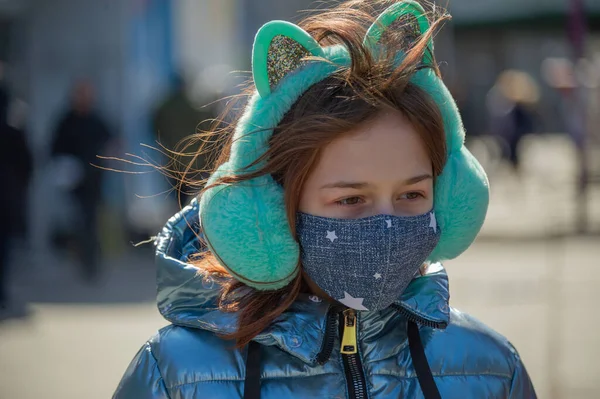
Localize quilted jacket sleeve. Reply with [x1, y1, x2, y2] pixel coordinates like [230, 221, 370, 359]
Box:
[508, 354, 537, 399]
[113, 342, 171, 399]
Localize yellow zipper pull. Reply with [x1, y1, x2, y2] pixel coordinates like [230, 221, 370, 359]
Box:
[340, 309, 358, 355]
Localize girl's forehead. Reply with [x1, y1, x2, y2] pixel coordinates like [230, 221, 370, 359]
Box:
[309, 111, 433, 184]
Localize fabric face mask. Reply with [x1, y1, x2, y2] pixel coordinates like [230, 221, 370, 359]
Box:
[296, 211, 441, 312]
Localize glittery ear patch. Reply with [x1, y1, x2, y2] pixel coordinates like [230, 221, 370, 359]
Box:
[382, 14, 421, 52]
[267, 35, 311, 90]
[363, 1, 434, 66]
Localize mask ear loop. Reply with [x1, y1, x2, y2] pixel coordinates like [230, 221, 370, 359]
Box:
[252, 20, 326, 98]
[363, 0, 433, 66]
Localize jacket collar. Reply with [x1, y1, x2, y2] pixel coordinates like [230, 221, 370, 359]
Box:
[155, 201, 450, 365]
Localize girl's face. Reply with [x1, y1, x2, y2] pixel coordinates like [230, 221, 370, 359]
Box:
[299, 110, 434, 219]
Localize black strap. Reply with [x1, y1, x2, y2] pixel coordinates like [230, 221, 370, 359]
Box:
[243, 341, 262, 399]
[407, 321, 442, 399]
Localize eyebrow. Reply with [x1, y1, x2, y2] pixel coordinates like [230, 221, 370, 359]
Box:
[320, 174, 433, 190]
[404, 174, 433, 185]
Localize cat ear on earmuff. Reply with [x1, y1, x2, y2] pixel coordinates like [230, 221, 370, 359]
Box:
[363, 0, 434, 66]
[198, 23, 333, 291]
[252, 21, 325, 98]
[361, 2, 490, 261]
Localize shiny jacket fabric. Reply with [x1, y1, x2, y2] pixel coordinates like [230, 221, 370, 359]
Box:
[114, 202, 536, 399]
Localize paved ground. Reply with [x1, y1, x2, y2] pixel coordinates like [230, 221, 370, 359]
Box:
[0, 135, 598, 399]
[447, 237, 600, 399]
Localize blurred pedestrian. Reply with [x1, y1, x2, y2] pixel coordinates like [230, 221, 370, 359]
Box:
[0, 62, 8, 127]
[543, 57, 590, 232]
[487, 70, 539, 173]
[0, 97, 33, 310]
[152, 73, 220, 205]
[115, 2, 536, 398]
[50, 80, 113, 282]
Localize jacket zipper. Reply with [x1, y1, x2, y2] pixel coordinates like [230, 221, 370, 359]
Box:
[316, 304, 447, 364]
[340, 309, 368, 399]
[314, 304, 447, 397]
[390, 303, 448, 329]
[316, 304, 343, 365]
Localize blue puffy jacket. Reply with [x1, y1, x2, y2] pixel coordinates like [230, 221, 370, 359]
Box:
[114, 202, 536, 399]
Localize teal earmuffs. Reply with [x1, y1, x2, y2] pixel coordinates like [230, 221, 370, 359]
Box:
[199, 1, 489, 290]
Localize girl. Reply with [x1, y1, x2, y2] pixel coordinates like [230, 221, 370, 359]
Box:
[114, 1, 536, 398]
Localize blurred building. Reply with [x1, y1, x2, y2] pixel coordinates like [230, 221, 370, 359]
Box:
[0, 0, 186, 251]
[2, 0, 598, 157]
[447, 0, 600, 136]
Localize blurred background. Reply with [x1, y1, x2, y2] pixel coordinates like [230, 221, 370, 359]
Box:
[0, 0, 598, 398]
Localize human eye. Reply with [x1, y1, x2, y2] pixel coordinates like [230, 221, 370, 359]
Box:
[335, 196, 365, 206]
[399, 192, 425, 201]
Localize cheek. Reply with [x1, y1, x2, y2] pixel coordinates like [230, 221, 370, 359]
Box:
[299, 181, 348, 218]
[298, 159, 341, 215]
[298, 179, 322, 215]
[424, 195, 435, 212]
[399, 186, 435, 216]
[423, 186, 435, 209]
[419, 190, 435, 214]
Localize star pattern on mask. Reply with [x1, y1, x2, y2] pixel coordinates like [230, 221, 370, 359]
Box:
[429, 212, 437, 233]
[338, 291, 369, 311]
[373, 272, 382, 279]
[386, 219, 392, 228]
[326, 230, 338, 242]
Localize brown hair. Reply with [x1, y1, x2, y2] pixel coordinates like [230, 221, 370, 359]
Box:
[185, 0, 449, 348]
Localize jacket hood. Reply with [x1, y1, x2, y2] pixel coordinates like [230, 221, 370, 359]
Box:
[155, 199, 450, 365]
